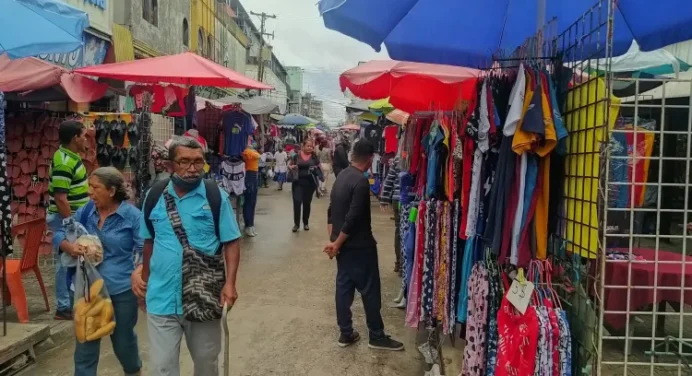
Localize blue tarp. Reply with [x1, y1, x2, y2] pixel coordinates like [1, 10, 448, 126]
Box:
[0, 0, 89, 59]
[320, 0, 692, 68]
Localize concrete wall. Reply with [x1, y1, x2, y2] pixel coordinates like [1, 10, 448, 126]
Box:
[246, 65, 288, 113]
[126, 0, 190, 55]
[225, 27, 247, 72]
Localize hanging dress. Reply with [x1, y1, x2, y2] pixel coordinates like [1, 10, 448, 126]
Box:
[495, 279, 539, 376]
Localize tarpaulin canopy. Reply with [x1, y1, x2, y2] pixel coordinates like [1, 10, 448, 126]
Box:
[75, 52, 273, 89]
[340, 60, 480, 113]
[320, 0, 692, 68]
[0, 0, 89, 59]
[0, 55, 108, 102]
[195, 96, 280, 115]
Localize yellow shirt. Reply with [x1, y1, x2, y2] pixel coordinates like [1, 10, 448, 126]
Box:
[242, 148, 260, 172]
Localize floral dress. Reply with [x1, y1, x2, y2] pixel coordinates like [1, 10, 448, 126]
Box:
[462, 263, 489, 376]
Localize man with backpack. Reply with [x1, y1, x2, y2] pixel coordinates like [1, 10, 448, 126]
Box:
[130, 137, 241, 376]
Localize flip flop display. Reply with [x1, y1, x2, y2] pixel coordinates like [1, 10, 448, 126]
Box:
[110, 120, 127, 147]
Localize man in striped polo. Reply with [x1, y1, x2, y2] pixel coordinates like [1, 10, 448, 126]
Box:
[47, 120, 89, 320]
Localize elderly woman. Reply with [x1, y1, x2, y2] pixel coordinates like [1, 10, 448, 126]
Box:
[54, 167, 143, 376]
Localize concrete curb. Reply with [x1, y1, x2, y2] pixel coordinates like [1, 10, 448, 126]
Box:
[34, 321, 73, 357]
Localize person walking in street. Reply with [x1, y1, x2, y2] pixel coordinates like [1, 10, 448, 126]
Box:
[332, 139, 350, 178]
[54, 167, 143, 376]
[274, 146, 288, 191]
[288, 139, 323, 233]
[242, 143, 261, 237]
[47, 120, 90, 320]
[379, 156, 402, 274]
[317, 141, 333, 194]
[324, 139, 404, 351]
[131, 137, 241, 376]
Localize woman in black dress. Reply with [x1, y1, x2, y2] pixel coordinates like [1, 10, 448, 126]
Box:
[288, 139, 323, 232]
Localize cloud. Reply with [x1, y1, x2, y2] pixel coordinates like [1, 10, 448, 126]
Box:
[239, 0, 388, 124]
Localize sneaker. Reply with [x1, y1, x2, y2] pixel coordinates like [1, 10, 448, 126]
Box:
[251, 227, 258, 236]
[304, 225, 310, 231]
[292, 225, 299, 233]
[338, 331, 361, 348]
[368, 335, 404, 351]
[54, 310, 73, 321]
[245, 227, 256, 237]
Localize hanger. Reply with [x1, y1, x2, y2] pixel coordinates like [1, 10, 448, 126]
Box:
[543, 259, 563, 310]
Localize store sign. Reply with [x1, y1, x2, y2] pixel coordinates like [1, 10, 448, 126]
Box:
[60, 0, 112, 34]
[38, 34, 109, 70]
[195, 86, 234, 100]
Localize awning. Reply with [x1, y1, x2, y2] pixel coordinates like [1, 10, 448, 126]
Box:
[75, 52, 272, 89]
[0, 55, 108, 102]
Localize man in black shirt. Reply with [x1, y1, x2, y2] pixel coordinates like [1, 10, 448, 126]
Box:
[325, 140, 404, 351]
[332, 139, 350, 177]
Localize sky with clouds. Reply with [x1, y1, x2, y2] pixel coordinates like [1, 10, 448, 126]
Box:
[238, 0, 388, 124]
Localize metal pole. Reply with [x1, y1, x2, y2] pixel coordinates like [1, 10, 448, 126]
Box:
[536, 0, 546, 32]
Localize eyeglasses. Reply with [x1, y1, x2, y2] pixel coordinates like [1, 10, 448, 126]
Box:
[174, 159, 206, 170]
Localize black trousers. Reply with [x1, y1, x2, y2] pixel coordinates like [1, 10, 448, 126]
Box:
[393, 201, 401, 268]
[292, 179, 315, 226]
[335, 248, 385, 339]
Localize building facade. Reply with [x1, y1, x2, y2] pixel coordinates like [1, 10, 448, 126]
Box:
[301, 93, 324, 121]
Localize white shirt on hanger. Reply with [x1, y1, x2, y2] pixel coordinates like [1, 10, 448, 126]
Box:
[504, 63, 526, 137]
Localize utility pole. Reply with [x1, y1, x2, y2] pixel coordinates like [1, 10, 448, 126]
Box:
[250, 11, 276, 95]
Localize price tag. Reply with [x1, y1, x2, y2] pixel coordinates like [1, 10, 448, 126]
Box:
[368, 178, 375, 185]
[506, 279, 535, 315]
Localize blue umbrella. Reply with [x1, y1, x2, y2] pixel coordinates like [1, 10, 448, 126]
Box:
[0, 0, 89, 59]
[278, 113, 316, 126]
[319, 0, 692, 68]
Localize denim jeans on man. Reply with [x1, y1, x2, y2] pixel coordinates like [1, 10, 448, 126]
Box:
[46, 213, 72, 312]
[243, 171, 259, 227]
[74, 290, 142, 376]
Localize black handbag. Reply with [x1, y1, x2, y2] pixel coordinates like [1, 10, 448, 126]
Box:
[163, 190, 225, 322]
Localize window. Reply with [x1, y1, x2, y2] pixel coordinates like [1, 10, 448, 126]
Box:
[182, 19, 189, 47]
[198, 28, 205, 56]
[207, 35, 214, 59]
[143, 0, 158, 26]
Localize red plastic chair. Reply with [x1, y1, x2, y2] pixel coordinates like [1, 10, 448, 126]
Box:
[1, 218, 50, 322]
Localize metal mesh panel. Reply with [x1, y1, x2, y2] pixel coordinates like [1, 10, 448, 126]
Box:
[552, 1, 614, 375]
[599, 64, 692, 376]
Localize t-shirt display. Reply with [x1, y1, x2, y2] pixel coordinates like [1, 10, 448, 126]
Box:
[222, 111, 254, 157]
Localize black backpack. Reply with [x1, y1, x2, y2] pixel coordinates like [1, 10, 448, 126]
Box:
[142, 179, 222, 242]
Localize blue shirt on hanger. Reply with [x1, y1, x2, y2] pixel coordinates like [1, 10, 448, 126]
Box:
[223, 111, 254, 157]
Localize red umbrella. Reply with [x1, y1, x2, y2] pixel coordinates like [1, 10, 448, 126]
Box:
[340, 60, 480, 113]
[0, 55, 107, 102]
[75, 52, 272, 89]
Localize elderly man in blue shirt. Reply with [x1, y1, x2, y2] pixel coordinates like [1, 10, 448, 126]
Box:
[131, 137, 241, 376]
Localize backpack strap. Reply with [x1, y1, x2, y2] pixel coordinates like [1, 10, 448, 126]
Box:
[202, 179, 221, 241]
[143, 178, 171, 239]
[143, 178, 222, 242]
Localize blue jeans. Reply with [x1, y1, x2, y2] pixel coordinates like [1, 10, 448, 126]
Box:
[243, 171, 259, 227]
[47, 213, 72, 312]
[74, 290, 142, 376]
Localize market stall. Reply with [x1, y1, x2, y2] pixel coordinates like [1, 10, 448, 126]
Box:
[0, 0, 90, 336]
[324, 1, 692, 375]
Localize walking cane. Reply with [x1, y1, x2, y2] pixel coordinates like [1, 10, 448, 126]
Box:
[222, 302, 231, 376]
